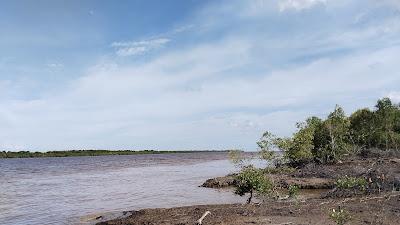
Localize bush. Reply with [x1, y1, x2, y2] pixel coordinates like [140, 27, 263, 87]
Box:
[329, 207, 351, 225]
[349, 108, 376, 149]
[288, 185, 299, 198]
[313, 105, 351, 164]
[228, 149, 246, 167]
[282, 121, 315, 166]
[234, 166, 274, 204]
[335, 176, 367, 191]
[257, 131, 277, 162]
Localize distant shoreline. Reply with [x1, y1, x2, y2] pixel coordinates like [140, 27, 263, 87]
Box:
[0, 149, 230, 159]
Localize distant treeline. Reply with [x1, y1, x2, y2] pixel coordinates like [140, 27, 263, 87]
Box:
[0, 149, 228, 158]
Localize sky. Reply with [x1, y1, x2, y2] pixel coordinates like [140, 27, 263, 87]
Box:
[1, 0, 400, 151]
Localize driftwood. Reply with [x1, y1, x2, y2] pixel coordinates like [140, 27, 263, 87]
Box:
[196, 211, 211, 225]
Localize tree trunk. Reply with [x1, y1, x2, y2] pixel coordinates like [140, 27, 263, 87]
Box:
[247, 190, 253, 204]
[328, 123, 336, 162]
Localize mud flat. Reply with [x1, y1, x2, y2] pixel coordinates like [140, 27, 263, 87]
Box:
[96, 193, 400, 225]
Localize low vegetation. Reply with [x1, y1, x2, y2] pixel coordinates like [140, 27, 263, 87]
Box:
[287, 184, 299, 198]
[228, 149, 247, 167]
[335, 176, 367, 191]
[234, 166, 274, 204]
[329, 207, 351, 225]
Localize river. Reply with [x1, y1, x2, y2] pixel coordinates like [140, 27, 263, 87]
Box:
[0, 152, 245, 225]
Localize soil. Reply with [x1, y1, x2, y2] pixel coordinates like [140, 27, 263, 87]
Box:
[97, 193, 400, 225]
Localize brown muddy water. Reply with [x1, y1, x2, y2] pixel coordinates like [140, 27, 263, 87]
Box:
[0, 152, 249, 225]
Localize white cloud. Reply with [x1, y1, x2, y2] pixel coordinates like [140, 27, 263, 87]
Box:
[387, 91, 400, 103]
[172, 24, 194, 34]
[1, 0, 400, 151]
[1, 41, 399, 150]
[279, 0, 327, 11]
[111, 38, 170, 57]
[46, 63, 64, 68]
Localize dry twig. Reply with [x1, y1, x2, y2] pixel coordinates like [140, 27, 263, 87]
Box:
[196, 211, 211, 225]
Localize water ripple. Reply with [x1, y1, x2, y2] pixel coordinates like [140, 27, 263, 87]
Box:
[0, 153, 244, 225]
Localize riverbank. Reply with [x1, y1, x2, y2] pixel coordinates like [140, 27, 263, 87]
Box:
[96, 193, 399, 225]
[0, 149, 230, 158]
[96, 154, 400, 225]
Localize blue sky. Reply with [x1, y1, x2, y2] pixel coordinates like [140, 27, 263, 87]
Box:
[1, 0, 400, 151]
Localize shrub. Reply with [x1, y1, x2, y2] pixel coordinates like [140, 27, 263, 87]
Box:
[335, 176, 367, 191]
[257, 131, 277, 161]
[374, 98, 400, 150]
[277, 117, 322, 166]
[313, 105, 351, 164]
[288, 185, 299, 198]
[349, 108, 376, 149]
[329, 207, 351, 225]
[234, 166, 274, 204]
[228, 149, 246, 167]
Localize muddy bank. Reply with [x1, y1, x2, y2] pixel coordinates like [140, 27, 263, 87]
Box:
[202, 174, 335, 190]
[97, 193, 400, 225]
[201, 175, 238, 188]
[202, 156, 400, 192]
